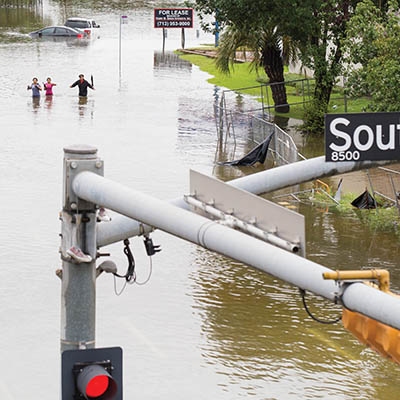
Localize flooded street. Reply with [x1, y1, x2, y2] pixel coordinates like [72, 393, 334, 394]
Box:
[0, 1, 399, 399]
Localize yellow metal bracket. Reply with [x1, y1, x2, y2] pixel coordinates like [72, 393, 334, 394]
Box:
[323, 269, 400, 365]
[322, 269, 390, 293]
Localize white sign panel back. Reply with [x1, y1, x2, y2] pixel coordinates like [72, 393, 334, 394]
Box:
[189, 170, 305, 256]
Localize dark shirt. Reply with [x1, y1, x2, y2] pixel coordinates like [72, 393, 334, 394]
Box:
[71, 79, 93, 97]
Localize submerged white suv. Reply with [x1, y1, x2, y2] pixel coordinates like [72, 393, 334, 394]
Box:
[64, 17, 100, 36]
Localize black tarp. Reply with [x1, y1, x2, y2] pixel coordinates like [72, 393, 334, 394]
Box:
[351, 189, 377, 209]
[218, 132, 274, 166]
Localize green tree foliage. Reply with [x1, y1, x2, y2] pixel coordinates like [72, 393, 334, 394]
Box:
[192, 0, 389, 134]
[342, 0, 400, 111]
[215, 25, 296, 112]
[191, 0, 298, 113]
[280, 0, 365, 134]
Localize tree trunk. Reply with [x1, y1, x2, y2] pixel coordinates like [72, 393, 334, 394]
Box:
[262, 44, 290, 113]
[313, 56, 335, 112]
[314, 74, 332, 108]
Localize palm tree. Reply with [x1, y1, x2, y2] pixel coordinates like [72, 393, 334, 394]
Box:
[215, 25, 297, 113]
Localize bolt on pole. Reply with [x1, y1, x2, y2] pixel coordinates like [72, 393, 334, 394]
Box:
[60, 144, 104, 353]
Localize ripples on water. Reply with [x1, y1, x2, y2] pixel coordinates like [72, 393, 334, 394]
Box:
[189, 248, 400, 399]
[1, 2, 400, 399]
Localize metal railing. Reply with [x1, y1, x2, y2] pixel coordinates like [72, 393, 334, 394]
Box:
[372, 166, 400, 208]
[215, 88, 303, 166]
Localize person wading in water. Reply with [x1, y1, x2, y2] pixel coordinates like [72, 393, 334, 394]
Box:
[43, 77, 57, 96]
[70, 74, 94, 97]
[27, 77, 42, 97]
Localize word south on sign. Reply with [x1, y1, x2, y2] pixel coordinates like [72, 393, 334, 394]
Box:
[325, 112, 400, 162]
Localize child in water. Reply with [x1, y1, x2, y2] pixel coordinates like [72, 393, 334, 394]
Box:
[27, 77, 42, 97]
[43, 77, 56, 96]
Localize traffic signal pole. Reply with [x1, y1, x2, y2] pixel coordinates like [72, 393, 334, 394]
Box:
[68, 157, 400, 332]
[58, 144, 400, 394]
[60, 144, 400, 362]
[60, 145, 103, 352]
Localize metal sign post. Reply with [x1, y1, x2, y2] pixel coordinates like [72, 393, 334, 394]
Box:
[154, 8, 193, 49]
[119, 15, 128, 79]
[181, 27, 185, 49]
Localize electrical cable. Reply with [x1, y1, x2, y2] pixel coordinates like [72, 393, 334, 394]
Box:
[112, 238, 155, 294]
[299, 288, 342, 325]
[113, 239, 136, 282]
[112, 239, 136, 295]
[113, 275, 128, 296]
[134, 257, 153, 285]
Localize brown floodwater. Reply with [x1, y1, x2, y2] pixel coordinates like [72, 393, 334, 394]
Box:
[0, 1, 399, 399]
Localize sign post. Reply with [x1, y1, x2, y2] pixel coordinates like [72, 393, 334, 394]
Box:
[119, 15, 128, 79]
[154, 8, 193, 49]
[325, 112, 400, 162]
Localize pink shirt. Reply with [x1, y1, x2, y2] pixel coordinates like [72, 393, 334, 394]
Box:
[44, 83, 55, 96]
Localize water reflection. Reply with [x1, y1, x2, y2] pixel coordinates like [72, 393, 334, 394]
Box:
[30, 95, 40, 109]
[0, 1, 43, 24]
[0, 0, 47, 41]
[189, 248, 399, 399]
[76, 96, 94, 119]
[0, 6, 41, 26]
[1, 1, 400, 399]
[29, 35, 92, 46]
[78, 95, 87, 116]
[298, 133, 326, 158]
[44, 94, 52, 105]
[272, 114, 290, 130]
[153, 50, 192, 73]
[299, 201, 400, 289]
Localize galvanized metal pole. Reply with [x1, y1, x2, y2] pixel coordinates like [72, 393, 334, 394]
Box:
[72, 170, 400, 331]
[60, 145, 103, 352]
[96, 156, 394, 247]
[119, 16, 122, 79]
[181, 27, 185, 49]
[227, 156, 393, 194]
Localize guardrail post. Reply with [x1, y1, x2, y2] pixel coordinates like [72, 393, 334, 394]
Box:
[60, 145, 104, 352]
